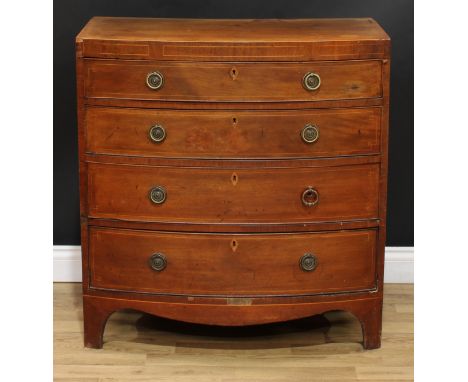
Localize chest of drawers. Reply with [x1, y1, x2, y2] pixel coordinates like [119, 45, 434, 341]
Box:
[76, 17, 390, 349]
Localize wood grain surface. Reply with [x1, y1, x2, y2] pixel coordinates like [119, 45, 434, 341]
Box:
[76, 17, 390, 61]
[87, 162, 380, 223]
[85, 107, 381, 159]
[89, 227, 377, 296]
[85, 59, 382, 102]
[77, 17, 390, 43]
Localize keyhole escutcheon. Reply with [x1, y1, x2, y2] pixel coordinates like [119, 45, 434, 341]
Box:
[230, 67, 239, 80]
[231, 172, 238, 185]
[231, 239, 238, 252]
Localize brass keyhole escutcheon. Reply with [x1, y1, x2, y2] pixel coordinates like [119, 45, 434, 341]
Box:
[231, 172, 238, 186]
[232, 117, 238, 126]
[230, 67, 239, 80]
[231, 239, 238, 252]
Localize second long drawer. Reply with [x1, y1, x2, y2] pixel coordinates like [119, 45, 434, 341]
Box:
[87, 162, 379, 223]
[85, 107, 381, 159]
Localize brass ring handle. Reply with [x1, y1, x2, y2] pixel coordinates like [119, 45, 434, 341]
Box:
[301, 124, 319, 144]
[149, 124, 166, 143]
[300, 253, 318, 272]
[301, 187, 319, 207]
[303, 72, 321, 91]
[146, 71, 164, 90]
[148, 253, 167, 271]
[149, 186, 167, 204]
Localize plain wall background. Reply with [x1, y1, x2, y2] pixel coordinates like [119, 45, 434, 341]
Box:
[53, 0, 413, 246]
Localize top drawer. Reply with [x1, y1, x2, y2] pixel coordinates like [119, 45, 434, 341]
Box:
[84, 60, 382, 102]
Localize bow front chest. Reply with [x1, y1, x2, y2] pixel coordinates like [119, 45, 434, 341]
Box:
[76, 17, 390, 349]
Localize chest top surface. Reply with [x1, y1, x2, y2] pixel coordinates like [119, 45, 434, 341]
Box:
[76, 17, 390, 61]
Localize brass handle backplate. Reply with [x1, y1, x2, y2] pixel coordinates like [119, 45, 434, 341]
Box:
[146, 71, 164, 90]
[301, 187, 319, 207]
[300, 253, 318, 272]
[149, 186, 167, 204]
[303, 72, 321, 91]
[301, 124, 319, 143]
[148, 253, 167, 271]
[149, 124, 166, 143]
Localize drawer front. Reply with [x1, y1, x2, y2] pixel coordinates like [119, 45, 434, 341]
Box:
[89, 227, 377, 296]
[87, 163, 379, 223]
[85, 60, 382, 102]
[86, 107, 381, 159]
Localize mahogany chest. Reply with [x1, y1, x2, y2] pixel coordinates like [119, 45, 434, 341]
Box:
[76, 17, 390, 349]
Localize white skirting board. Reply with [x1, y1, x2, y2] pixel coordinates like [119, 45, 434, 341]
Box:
[53, 246, 414, 283]
[53, 246, 83, 282]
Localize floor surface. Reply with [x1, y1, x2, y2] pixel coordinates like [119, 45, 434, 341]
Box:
[54, 283, 413, 381]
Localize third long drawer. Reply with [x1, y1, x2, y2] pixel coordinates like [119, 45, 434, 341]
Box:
[87, 162, 380, 224]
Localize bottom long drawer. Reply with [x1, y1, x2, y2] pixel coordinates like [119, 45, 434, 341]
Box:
[88, 227, 377, 296]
